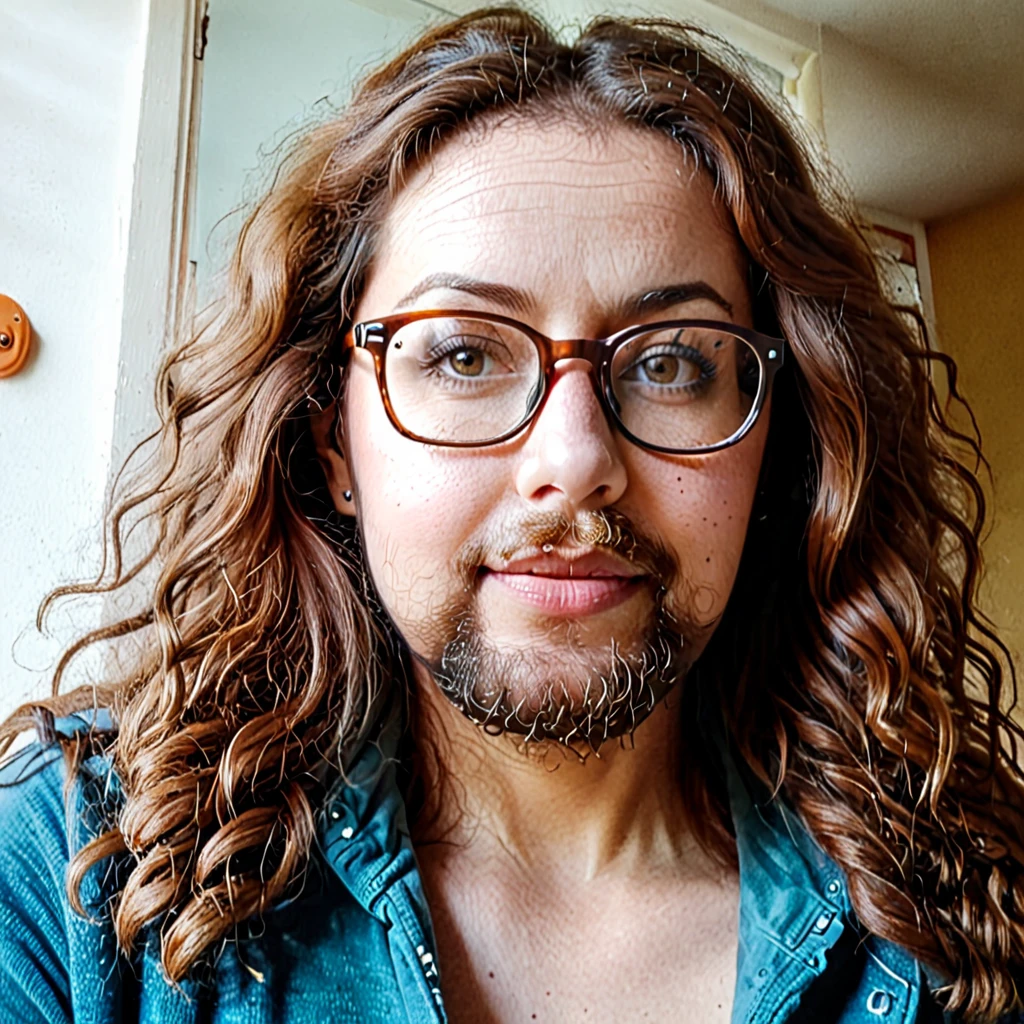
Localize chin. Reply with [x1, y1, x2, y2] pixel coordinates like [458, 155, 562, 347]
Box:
[428, 607, 692, 749]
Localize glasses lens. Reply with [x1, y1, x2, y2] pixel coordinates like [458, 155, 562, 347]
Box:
[383, 317, 542, 443]
[609, 326, 762, 450]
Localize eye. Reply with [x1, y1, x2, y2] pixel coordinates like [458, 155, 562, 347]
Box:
[421, 332, 518, 379]
[620, 342, 711, 388]
[448, 347, 487, 377]
[634, 352, 700, 386]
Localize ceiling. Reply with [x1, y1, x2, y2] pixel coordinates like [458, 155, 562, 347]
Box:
[766, 0, 1024, 117]
[736, 0, 1024, 221]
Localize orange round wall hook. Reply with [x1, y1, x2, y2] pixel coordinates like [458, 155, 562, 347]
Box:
[0, 295, 32, 378]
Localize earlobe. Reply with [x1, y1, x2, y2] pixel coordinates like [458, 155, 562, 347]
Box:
[309, 401, 356, 516]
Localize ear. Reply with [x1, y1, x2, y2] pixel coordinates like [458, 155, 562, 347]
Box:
[309, 401, 356, 515]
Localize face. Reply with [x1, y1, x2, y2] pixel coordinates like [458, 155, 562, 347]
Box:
[318, 115, 769, 748]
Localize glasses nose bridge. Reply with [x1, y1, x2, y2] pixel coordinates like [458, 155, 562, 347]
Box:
[544, 336, 612, 375]
[536, 336, 617, 426]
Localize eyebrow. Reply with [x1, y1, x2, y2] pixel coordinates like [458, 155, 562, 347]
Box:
[393, 272, 734, 320]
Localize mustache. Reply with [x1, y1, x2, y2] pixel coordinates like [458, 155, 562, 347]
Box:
[457, 506, 678, 584]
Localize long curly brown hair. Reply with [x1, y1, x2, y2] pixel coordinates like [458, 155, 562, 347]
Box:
[3, 7, 1022, 1018]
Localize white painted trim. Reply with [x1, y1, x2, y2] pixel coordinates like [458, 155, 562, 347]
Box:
[102, 0, 205, 627]
[790, 49, 824, 138]
[110, 0, 205, 462]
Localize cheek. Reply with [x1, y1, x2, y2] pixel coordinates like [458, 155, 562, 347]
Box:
[629, 425, 765, 626]
[342, 365, 500, 646]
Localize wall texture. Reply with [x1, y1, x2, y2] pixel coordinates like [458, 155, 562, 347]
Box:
[0, 0, 148, 714]
[927, 187, 1024, 673]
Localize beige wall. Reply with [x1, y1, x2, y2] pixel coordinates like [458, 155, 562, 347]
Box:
[927, 187, 1024, 674]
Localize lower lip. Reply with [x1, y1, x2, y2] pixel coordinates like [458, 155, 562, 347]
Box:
[482, 571, 644, 616]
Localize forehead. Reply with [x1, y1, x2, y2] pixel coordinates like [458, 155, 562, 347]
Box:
[360, 115, 746, 321]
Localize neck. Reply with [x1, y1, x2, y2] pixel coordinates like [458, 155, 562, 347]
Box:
[408, 664, 723, 883]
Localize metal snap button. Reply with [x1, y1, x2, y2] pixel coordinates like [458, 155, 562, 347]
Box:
[866, 989, 893, 1016]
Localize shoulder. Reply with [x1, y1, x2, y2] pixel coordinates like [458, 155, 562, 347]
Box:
[0, 740, 75, 1022]
[0, 711, 118, 879]
[0, 738, 74, 888]
[0, 714, 121, 1024]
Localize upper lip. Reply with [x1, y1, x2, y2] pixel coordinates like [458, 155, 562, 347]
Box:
[484, 548, 645, 579]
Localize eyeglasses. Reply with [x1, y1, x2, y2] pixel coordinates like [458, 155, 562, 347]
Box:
[341, 309, 785, 454]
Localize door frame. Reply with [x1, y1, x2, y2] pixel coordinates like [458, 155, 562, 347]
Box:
[101, 0, 205, 628]
[109, 0, 205, 475]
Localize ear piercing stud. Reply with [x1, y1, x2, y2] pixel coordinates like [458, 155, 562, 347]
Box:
[343, 490, 353, 502]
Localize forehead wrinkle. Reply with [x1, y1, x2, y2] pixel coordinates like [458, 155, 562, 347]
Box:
[388, 180, 706, 259]
[391, 185, 635, 241]
[388, 140, 697, 235]
[393, 193, 731, 268]
[398, 170, 693, 217]
[410, 203, 681, 243]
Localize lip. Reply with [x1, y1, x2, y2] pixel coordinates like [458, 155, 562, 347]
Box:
[487, 548, 646, 579]
[480, 548, 647, 617]
[482, 572, 644, 615]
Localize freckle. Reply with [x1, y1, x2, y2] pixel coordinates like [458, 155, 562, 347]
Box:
[702, 516, 707, 521]
[489, 972, 495, 979]
[706, 556, 711, 562]
[676, 476, 682, 481]
[546, 992, 551, 997]
[713, 522, 717, 527]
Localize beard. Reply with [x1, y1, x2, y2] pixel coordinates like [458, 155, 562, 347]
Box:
[413, 507, 701, 752]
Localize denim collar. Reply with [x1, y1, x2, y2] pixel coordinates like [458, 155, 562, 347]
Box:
[318, 702, 923, 1024]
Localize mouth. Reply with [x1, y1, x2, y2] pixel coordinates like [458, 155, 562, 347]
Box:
[479, 548, 648, 617]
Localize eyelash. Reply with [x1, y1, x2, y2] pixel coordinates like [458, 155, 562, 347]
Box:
[620, 343, 718, 387]
[419, 334, 512, 378]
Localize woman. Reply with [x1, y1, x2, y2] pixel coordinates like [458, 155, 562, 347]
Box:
[0, 7, 1021, 1022]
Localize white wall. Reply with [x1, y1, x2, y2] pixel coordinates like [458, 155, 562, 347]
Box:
[0, 0, 148, 716]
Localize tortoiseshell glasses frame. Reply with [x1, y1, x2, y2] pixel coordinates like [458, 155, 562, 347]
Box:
[340, 309, 786, 455]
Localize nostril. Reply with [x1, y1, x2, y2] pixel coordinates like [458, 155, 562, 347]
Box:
[530, 483, 561, 501]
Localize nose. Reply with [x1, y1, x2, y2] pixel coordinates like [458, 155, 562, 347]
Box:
[515, 358, 628, 511]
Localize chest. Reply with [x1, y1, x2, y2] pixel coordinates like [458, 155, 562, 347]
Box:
[423, 865, 740, 1024]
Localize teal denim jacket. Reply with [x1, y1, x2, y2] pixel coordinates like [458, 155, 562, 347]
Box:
[0, 709, 972, 1023]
